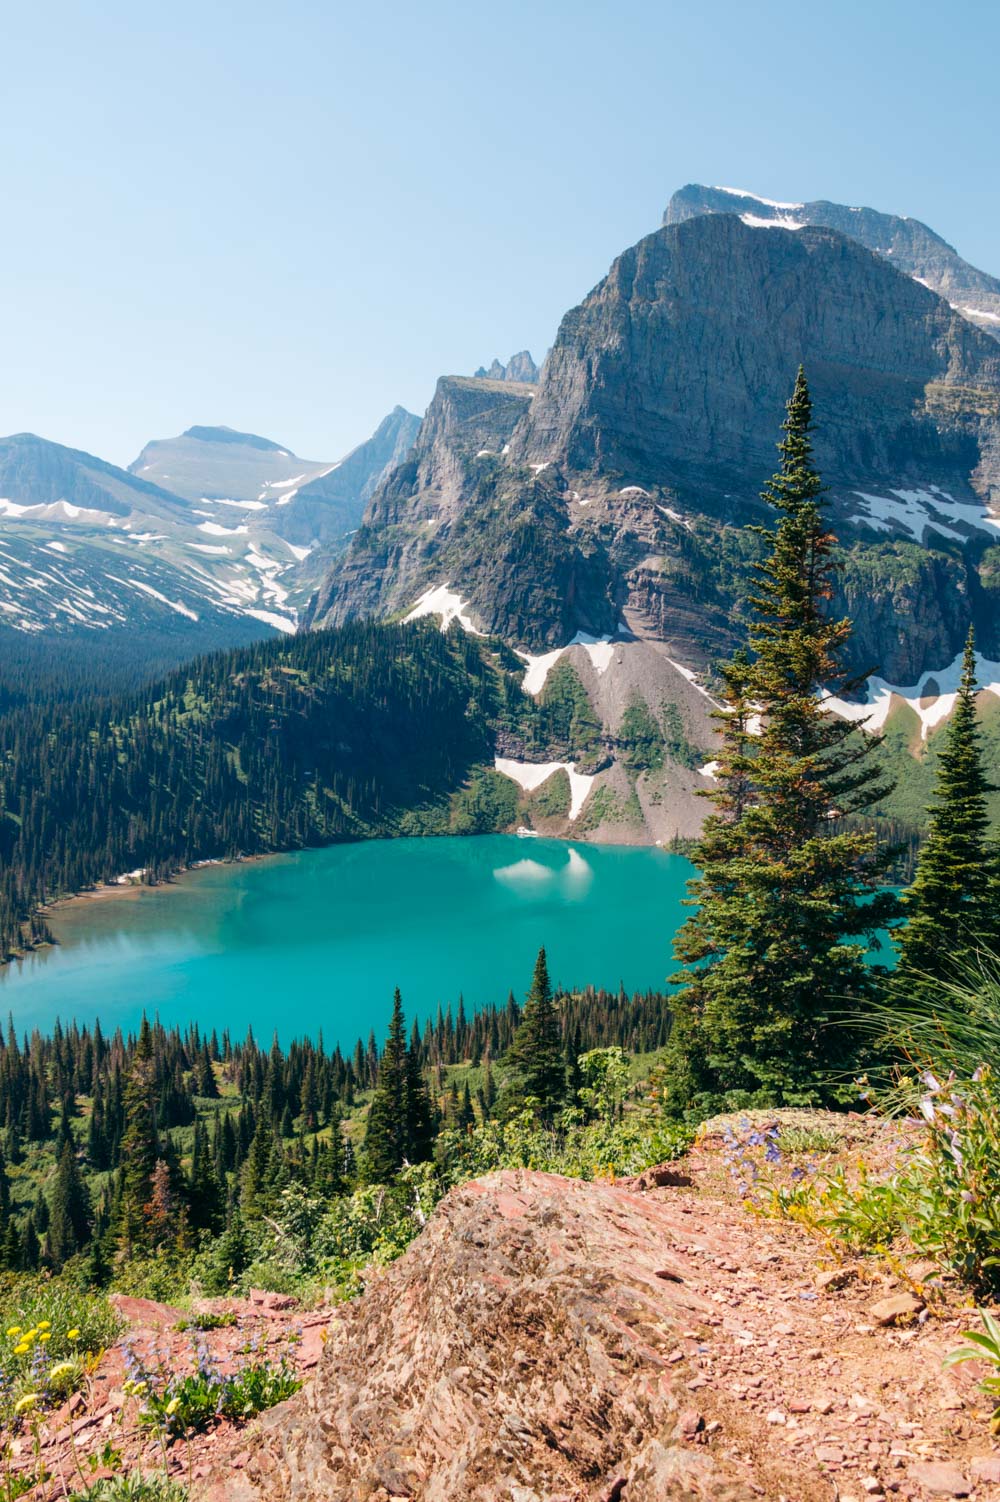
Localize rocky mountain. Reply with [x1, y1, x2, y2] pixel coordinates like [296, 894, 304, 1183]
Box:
[474, 349, 541, 382]
[0, 408, 418, 642]
[312, 212, 1000, 667]
[665, 184, 1000, 337]
[306, 205, 1000, 845]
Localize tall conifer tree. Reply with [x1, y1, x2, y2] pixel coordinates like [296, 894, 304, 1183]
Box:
[118, 1017, 158, 1255]
[896, 627, 994, 983]
[664, 369, 898, 1110]
[502, 947, 565, 1122]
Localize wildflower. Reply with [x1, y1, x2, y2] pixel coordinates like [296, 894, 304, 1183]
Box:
[67, 1329, 80, 1342]
[14, 1393, 39, 1415]
[13, 1344, 30, 1357]
[919, 1098, 937, 1124]
[921, 1071, 942, 1093]
[37, 1322, 50, 1331]
[6, 1326, 21, 1338]
[165, 1397, 180, 1416]
[48, 1361, 77, 1383]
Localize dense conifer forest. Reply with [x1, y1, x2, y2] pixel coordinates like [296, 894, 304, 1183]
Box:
[0, 981, 673, 1274]
[0, 620, 538, 959]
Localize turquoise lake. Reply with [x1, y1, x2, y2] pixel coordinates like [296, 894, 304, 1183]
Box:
[0, 837, 696, 1047]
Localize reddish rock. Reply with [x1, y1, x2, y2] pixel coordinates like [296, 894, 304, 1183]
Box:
[248, 1289, 299, 1312]
[108, 1294, 186, 1328]
[971, 1455, 1000, 1483]
[871, 1293, 924, 1326]
[908, 1460, 970, 1495]
[198, 1171, 803, 1500]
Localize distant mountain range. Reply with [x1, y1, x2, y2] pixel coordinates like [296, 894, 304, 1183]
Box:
[6, 181, 1000, 844]
[0, 407, 418, 647]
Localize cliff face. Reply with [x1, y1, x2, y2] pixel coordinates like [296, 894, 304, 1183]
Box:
[312, 215, 1000, 680]
[664, 184, 1000, 335]
[513, 215, 1000, 507]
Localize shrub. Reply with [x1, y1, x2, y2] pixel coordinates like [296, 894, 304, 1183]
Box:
[126, 1342, 301, 1438]
[68, 1476, 189, 1502]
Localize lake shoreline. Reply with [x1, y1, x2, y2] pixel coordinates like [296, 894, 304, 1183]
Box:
[3, 837, 693, 1047]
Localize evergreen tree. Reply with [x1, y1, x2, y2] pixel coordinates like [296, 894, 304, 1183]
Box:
[365, 990, 434, 1181]
[896, 628, 994, 983]
[664, 369, 898, 1111]
[365, 990, 410, 1182]
[47, 1139, 91, 1267]
[405, 1019, 435, 1163]
[118, 1017, 159, 1255]
[502, 948, 565, 1122]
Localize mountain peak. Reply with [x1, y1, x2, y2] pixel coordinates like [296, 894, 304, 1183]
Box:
[180, 426, 291, 453]
[663, 184, 1000, 333]
[473, 350, 540, 384]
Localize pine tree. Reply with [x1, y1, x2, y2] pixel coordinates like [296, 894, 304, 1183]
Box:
[47, 1140, 91, 1267]
[365, 991, 435, 1182]
[365, 990, 410, 1181]
[405, 1018, 434, 1163]
[118, 1017, 158, 1255]
[896, 628, 994, 983]
[502, 948, 566, 1122]
[664, 369, 899, 1111]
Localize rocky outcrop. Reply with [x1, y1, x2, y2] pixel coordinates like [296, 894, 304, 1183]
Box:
[274, 405, 420, 548]
[475, 350, 541, 383]
[665, 184, 1000, 336]
[212, 1171, 775, 1500]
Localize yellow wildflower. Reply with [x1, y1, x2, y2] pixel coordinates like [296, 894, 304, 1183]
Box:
[48, 1361, 77, 1382]
[39, 1332, 52, 1343]
[165, 1397, 180, 1416]
[14, 1393, 39, 1415]
[37, 1321, 50, 1330]
[6, 1325, 21, 1337]
[13, 1343, 30, 1356]
[67, 1328, 81, 1341]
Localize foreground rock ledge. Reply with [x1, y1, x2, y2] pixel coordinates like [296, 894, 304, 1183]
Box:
[201, 1169, 806, 1501]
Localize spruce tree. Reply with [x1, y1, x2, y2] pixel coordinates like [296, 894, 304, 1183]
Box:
[896, 628, 994, 983]
[405, 1019, 435, 1163]
[118, 1017, 158, 1255]
[365, 989, 410, 1182]
[502, 948, 566, 1122]
[47, 1140, 91, 1267]
[664, 368, 898, 1111]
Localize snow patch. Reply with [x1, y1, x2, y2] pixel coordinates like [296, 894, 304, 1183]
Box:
[850, 487, 1000, 543]
[517, 631, 620, 694]
[247, 608, 296, 633]
[45, 541, 68, 553]
[494, 757, 595, 820]
[198, 520, 250, 537]
[110, 576, 199, 621]
[529, 462, 551, 474]
[714, 186, 804, 210]
[824, 650, 1000, 741]
[404, 584, 483, 635]
[284, 541, 313, 561]
[740, 213, 804, 230]
[699, 761, 721, 780]
[959, 306, 1000, 324]
[618, 485, 651, 497]
[212, 497, 268, 510]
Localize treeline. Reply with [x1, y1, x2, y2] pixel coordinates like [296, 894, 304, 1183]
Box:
[0, 620, 518, 959]
[0, 981, 673, 1273]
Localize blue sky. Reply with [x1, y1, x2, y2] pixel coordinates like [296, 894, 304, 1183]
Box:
[2, 0, 997, 468]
